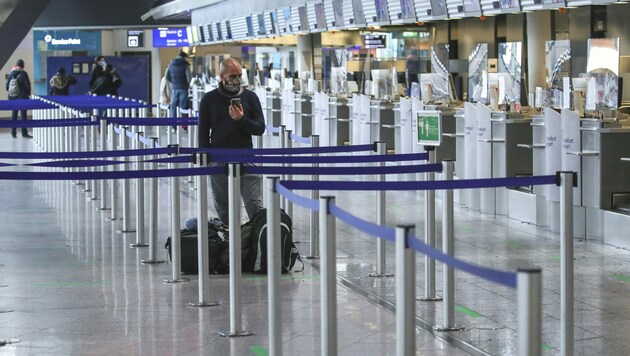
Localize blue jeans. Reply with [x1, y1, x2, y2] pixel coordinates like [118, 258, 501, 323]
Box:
[171, 89, 189, 112]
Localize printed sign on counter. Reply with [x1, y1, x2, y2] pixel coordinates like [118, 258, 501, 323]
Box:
[416, 110, 442, 146]
[561, 109, 582, 204]
[544, 108, 562, 202]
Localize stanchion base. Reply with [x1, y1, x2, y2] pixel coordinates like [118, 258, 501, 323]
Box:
[189, 187, 197, 191]
[97, 207, 111, 211]
[116, 229, 137, 234]
[217, 331, 253, 338]
[0, 310, 14, 314]
[83, 189, 91, 193]
[368, 273, 394, 278]
[188, 301, 219, 307]
[129, 243, 149, 248]
[418, 296, 443, 302]
[105, 217, 122, 221]
[88, 197, 99, 201]
[74, 182, 85, 186]
[0, 284, 8, 288]
[140, 259, 165, 264]
[433, 325, 465, 332]
[304, 256, 319, 260]
[162, 278, 190, 284]
[0, 338, 21, 346]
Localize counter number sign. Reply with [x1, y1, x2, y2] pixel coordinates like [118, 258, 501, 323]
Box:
[417, 110, 442, 146]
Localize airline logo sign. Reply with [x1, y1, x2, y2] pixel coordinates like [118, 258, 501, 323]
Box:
[44, 35, 81, 46]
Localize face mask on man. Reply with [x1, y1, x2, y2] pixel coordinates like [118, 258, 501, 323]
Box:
[100, 60, 107, 69]
[224, 76, 242, 92]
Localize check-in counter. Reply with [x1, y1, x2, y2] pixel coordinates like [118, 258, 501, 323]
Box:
[577, 121, 630, 240]
[294, 94, 312, 138]
[369, 100, 395, 151]
[434, 106, 457, 162]
[327, 97, 350, 146]
[266, 92, 282, 131]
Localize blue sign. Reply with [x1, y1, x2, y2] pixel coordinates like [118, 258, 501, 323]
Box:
[152, 28, 190, 47]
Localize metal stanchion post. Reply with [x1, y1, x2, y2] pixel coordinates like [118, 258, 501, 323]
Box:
[420, 147, 441, 301]
[517, 268, 542, 356]
[141, 138, 165, 264]
[559, 171, 574, 356]
[117, 127, 135, 233]
[284, 130, 293, 218]
[98, 118, 110, 210]
[370, 141, 392, 277]
[307, 135, 320, 259]
[107, 124, 120, 221]
[435, 160, 463, 331]
[89, 115, 98, 200]
[319, 196, 337, 356]
[130, 132, 148, 247]
[279, 125, 286, 210]
[219, 163, 252, 337]
[320, 196, 337, 356]
[82, 115, 91, 191]
[189, 153, 219, 307]
[267, 177, 282, 356]
[163, 144, 189, 284]
[396, 225, 416, 356]
[74, 113, 82, 186]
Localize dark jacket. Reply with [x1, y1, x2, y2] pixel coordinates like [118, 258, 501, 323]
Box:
[198, 86, 265, 149]
[49, 74, 77, 95]
[91, 71, 122, 96]
[6, 68, 31, 99]
[166, 57, 191, 90]
[89, 65, 105, 90]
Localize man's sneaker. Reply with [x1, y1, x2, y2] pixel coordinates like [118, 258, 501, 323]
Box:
[22, 134, 32, 139]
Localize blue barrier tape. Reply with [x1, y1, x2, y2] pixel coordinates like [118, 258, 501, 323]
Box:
[0, 148, 174, 159]
[207, 152, 429, 164]
[280, 175, 557, 191]
[245, 163, 443, 176]
[180, 144, 375, 156]
[289, 133, 312, 144]
[266, 124, 280, 133]
[108, 117, 199, 126]
[328, 203, 395, 242]
[0, 119, 98, 128]
[148, 156, 192, 164]
[0, 166, 224, 181]
[276, 183, 319, 211]
[0, 99, 57, 111]
[28, 159, 127, 168]
[406, 237, 517, 288]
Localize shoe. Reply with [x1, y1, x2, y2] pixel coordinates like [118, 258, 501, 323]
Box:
[22, 134, 33, 139]
[11, 133, 17, 138]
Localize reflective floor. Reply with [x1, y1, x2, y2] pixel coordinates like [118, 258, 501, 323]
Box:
[1, 127, 630, 355]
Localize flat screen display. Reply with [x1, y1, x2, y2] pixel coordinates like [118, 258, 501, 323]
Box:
[190, 26, 200, 44]
[153, 27, 190, 48]
[314, 3, 326, 30]
[298, 6, 308, 31]
[246, 16, 254, 37]
[374, 0, 389, 23]
[283, 8, 293, 33]
[257, 14, 266, 35]
[198, 25, 205, 43]
[269, 11, 278, 35]
[352, 0, 365, 25]
[206, 24, 214, 42]
[226, 20, 232, 40]
[332, 0, 344, 27]
[215, 22, 223, 41]
[463, 0, 482, 15]
[400, 0, 416, 20]
[430, 0, 447, 17]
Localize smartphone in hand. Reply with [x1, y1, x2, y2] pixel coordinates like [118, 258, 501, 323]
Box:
[230, 98, 241, 107]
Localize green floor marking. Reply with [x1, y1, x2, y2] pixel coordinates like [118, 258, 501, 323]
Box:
[35, 280, 112, 287]
[612, 274, 630, 283]
[551, 256, 561, 261]
[455, 305, 483, 318]
[542, 343, 553, 351]
[245, 275, 320, 282]
[249, 346, 269, 356]
[505, 240, 529, 249]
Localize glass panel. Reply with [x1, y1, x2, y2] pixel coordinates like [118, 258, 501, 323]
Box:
[468, 43, 488, 103]
[545, 40, 571, 109]
[498, 41, 522, 104]
[586, 37, 619, 110]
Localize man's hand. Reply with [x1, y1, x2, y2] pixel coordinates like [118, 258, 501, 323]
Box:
[229, 103, 244, 121]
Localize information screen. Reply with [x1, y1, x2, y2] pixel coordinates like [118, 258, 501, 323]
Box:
[152, 27, 190, 47]
[363, 34, 386, 49]
[127, 30, 144, 48]
[417, 110, 442, 146]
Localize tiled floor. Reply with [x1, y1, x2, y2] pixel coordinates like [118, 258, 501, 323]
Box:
[1, 126, 630, 355]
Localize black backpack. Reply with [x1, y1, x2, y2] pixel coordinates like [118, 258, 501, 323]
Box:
[242, 209, 303, 274]
[164, 223, 230, 275]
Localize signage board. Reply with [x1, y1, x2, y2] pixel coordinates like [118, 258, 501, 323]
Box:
[363, 34, 386, 48]
[152, 27, 190, 47]
[417, 110, 442, 146]
[127, 30, 144, 48]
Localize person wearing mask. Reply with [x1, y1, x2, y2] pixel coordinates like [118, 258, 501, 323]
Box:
[91, 64, 122, 97]
[198, 58, 265, 225]
[89, 55, 106, 91]
[5, 59, 32, 138]
[49, 67, 77, 95]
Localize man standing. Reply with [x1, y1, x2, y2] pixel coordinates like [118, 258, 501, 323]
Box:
[198, 58, 265, 225]
[5, 59, 32, 138]
[165, 51, 192, 115]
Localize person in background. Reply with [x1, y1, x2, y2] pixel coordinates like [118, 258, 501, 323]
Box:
[165, 51, 191, 115]
[89, 55, 106, 91]
[5, 59, 32, 138]
[91, 63, 122, 97]
[198, 58, 265, 225]
[49, 67, 77, 95]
